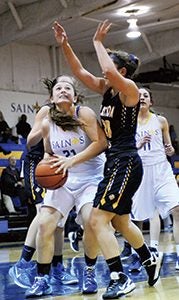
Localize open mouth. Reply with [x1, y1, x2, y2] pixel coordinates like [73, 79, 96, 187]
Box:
[59, 95, 69, 99]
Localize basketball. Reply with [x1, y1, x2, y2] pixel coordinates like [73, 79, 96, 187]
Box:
[35, 158, 68, 190]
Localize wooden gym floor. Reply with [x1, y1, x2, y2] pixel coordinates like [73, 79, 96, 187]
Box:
[0, 230, 179, 300]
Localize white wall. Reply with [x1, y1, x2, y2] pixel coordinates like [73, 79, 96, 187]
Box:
[0, 90, 47, 128]
[0, 42, 179, 138]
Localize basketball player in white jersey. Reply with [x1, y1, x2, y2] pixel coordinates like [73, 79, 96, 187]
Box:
[25, 75, 107, 298]
[9, 88, 79, 289]
[131, 87, 179, 270]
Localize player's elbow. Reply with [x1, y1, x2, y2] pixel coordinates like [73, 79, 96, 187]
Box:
[103, 68, 113, 79]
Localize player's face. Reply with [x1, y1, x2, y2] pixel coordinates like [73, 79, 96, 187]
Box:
[52, 79, 75, 107]
[139, 88, 152, 110]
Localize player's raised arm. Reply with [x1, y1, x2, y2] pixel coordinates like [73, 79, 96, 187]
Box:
[53, 21, 106, 95]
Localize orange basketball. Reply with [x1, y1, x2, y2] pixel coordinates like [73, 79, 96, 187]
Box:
[35, 158, 68, 190]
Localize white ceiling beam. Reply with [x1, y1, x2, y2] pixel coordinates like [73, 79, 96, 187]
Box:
[141, 32, 153, 53]
[7, 1, 23, 30]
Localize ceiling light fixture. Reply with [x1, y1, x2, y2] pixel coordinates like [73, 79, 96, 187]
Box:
[126, 16, 141, 39]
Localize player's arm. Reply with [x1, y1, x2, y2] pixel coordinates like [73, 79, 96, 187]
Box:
[41, 117, 53, 159]
[159, 115, 175, 156]
[53, 21, 106, 95]
[27, 105, 50, 149]
[93, 20, 139, 106]
[74, 106, 107, 162]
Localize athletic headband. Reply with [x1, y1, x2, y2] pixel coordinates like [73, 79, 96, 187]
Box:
[128, 54, 139, 66]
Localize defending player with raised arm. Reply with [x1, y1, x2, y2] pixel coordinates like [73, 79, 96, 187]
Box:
[53, 20, 163, 299]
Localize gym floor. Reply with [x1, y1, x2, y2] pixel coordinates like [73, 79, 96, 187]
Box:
[0, 230, 179, 300]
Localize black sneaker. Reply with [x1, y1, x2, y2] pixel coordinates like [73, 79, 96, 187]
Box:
[120, 242, 132, 260]
[143, 251, 163, 286]
[68, 231, 79, 252]
[102, 272, 136, 299]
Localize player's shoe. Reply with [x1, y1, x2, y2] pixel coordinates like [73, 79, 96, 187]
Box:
[128, 254, 143, 273]
[102, 272, 136, 299]
[120, 241, 132, 260]
[25, 275, 52, 298]
[9, 259, 36, 288]
[50, 263, 79, 285]
[82, 266, 98, 294]
[143, 250, 163, 286]
[68, 231, 79, 252]
[175, 256, 179, 271]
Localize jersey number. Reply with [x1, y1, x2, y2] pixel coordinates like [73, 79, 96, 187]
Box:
[102, 120, 112, 139]
[62, 149, 76, 157]
[143, 143, 151, 151]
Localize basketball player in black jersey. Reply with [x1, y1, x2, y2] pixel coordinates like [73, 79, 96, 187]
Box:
[53, 19, 163, 299]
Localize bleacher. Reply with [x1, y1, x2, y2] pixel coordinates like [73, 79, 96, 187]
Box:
[0, 142, 32, 242]
[0, 142, 26, 176]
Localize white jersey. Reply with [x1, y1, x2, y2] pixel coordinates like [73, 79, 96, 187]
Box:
[132, 112, 179, 221]
[43, 107, 105, 225]
[49, 116, 105, 189]
[136, 113, 166, 166]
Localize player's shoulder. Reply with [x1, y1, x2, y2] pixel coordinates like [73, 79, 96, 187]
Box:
[157, 114, 167, 123]
[156, 114, 168, 129]
[78, 105, 96, 117]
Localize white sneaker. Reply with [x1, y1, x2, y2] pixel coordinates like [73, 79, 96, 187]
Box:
[176, 256, 179, 271]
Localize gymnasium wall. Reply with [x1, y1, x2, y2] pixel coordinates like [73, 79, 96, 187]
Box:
[0, 42, 179, 135]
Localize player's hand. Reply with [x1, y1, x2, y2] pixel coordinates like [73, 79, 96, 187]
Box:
[93, 19, 112, 43]
[50, 155, 74, 176]
[165, 144, 175, 156]
[137, 134, 151, 149]
[52, 21, 68, 45]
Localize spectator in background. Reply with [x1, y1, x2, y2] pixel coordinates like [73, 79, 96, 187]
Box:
[1, 156, 27, 212]
[16, 114, 32, 140]
[169, 124, 178, 154]
[0, 110, 12, 143]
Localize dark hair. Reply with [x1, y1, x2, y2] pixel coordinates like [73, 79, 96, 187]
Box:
[49, 104, 82, 131]
[139, 86, 156, 113]
[107, 49, 140, 78]
[41, 78, 53, 95]
[140, 86, 153, 104]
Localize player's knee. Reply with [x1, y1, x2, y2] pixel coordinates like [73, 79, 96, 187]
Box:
[172, 205, 179, 221]
[89, 213, 100, 232]
[38, 217, 55, 237]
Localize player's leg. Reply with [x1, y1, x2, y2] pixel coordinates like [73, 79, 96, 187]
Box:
[25, 206, 62, 298]
[80, 202, 99, 294]
[74, 182, 101, 294]
[8, 153, 44, 289]
[171, 206, 179, 270]
[113, 214, 163, 287]
[90, 208, 136, 299]
[50, 223, 79, 285]
[149, 210, 161, 250]
[155, 160, 179, 271]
